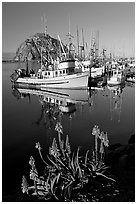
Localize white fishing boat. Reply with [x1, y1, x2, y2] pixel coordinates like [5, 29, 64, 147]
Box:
[11, 65, 89, 89]
[11, 45, 89, 90]
[81, 62, 105, 77]
[11, 29, 89, 90]
[107, 68, 126, 86]
[90, 65, 105, 77]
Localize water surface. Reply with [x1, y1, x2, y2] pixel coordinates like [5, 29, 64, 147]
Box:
[2, 61, 135, 199]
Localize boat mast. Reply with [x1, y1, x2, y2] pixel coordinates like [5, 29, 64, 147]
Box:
[41, 13, 47, 36]
[44, 14, 47, 36]
[77, 26, 79, 59]
[66, 14, 74, 58]
[41, 16, 44, 34]
[25, 56, 29, 76]
[90, 30, 95, 60]
[82, 28, 85, 60]
[95, 30, 99, 58]
[103, 48, 106, 65]
[58, 35, 66, 58]
[41, 47, 43, 69]
[85, 42, 88, 59]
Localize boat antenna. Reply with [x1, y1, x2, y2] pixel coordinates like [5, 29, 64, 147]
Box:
[85, 42, 88, 59]
[41, 47, 43, 69]
[95, 30, 99, 58]
[82, 28, 85, 60]
[44, 13, 47, 36]
[41, 15, 43, 34]
[69, 14, 70, 39]
[41, 14, 46, 35]
[41, 13, 47, 36]
[90, 30, 95, 60]
[66, 14, 74, 56]
[77, 26, 79, 59]
[25, 56, 29, 76]
[113, 45, 115, 59]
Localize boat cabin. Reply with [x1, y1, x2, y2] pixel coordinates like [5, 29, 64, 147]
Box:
[37, 67, 75, 79]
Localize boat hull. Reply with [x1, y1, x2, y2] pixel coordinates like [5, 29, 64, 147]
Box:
[91, 66, 105, 77]
[107, 76, 126, 86]
[126, 77, 135, 83]
[13, 72, 89, 90]
[107, 80, 122, 86]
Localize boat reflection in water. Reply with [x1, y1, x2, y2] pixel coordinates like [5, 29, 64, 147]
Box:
[12, 84, 108, 111]
[12, 82, 124, 127]
[108, 83, 125, 123]
[12, 87, 91, 128]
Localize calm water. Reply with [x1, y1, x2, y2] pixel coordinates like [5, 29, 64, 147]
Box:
[2, 61, 135, 199]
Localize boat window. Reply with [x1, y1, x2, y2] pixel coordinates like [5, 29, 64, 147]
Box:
[46, 97, 48, 101]
[55, 71, 58, 76]
[48, 72, 50, 75]
[63, 70, 65, 74]
[68, 68, 74, 74]
[45, 72, 47, 75]
[60, 101, 63, 104]
[56, 99, 59, 104]
[114, 72, 116, 74]
[60, 71, 62, 75]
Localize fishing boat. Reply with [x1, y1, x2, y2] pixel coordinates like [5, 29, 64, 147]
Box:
[107, 68, 126, 86]
[88, 75, 107, 88]
[11, 63, 89, 89]
[90, 65, 105, 77]
[11, 41, 89, 90]
[11, 26, 89, 90]
[126, 76, 135, 83]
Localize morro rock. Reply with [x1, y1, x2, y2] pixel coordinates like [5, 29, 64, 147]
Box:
[14, 33, 67, 63]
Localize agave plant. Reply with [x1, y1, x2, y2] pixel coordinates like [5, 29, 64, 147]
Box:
[87, 125, 114, 181]
[21, 124, 116, 201]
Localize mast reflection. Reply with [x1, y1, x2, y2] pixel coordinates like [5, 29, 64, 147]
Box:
[108, 83, 125, 123]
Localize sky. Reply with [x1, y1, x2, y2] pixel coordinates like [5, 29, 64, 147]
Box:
[2, 2, 135, 57]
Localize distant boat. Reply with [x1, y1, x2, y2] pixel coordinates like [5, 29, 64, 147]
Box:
[82, 61, 105, 77]
[126, 76, 135, 83]
[107, 68, 126, 86]
[88, 75, 107, 88]
[90, 65, 105, 78]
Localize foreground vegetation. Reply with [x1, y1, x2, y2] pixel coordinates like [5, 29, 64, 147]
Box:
[21, 124, 120, 201]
